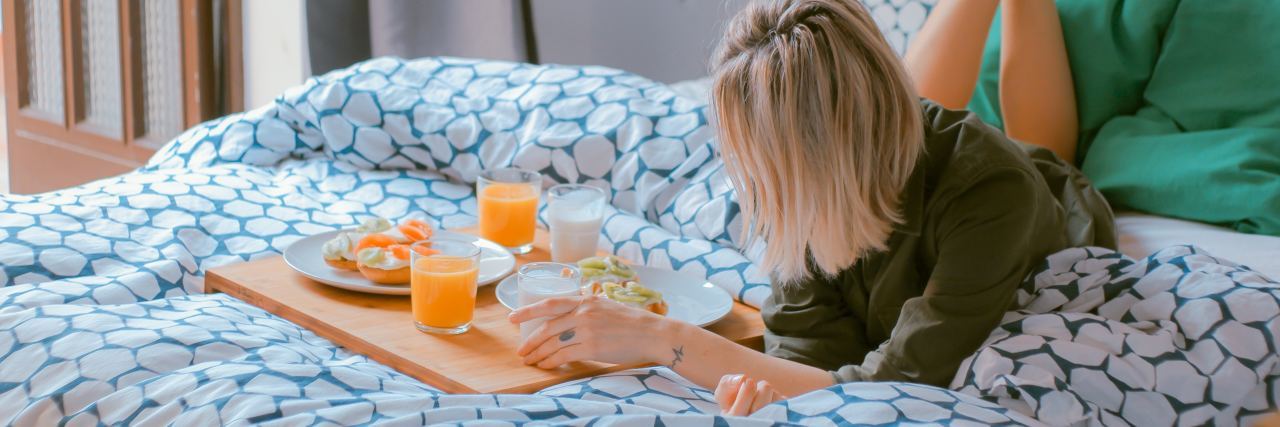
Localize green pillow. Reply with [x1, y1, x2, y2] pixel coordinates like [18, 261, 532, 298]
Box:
[968, 0, 1280, 236]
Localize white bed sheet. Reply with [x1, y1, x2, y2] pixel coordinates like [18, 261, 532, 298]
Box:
[1117, 212, 1280, 279]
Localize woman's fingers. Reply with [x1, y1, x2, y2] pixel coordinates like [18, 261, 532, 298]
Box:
[535, 342, 589, 369]
[714, 374, 745, 412]
[508, 294, 675, 369]
[749, 380, 777, 414]
[516, 311, 581, 357]
[727, 377, 759, 416]
[724, 378, 783, 416]
[508, 296, 584, 323]
[713, 375, 733, 412]
[521, 317, 583, 365]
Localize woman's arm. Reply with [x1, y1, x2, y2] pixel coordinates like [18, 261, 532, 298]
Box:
[509, 296, 834, 397]
[998, 0, 1079, 162]
[904, 0, 1001, 109]
[660, 313, 835, 396]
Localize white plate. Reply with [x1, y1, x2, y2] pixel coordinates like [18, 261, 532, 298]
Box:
[495, 265, 734, 327]
[283, 230, 516, 295]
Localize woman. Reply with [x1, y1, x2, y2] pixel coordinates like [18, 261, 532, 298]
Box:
[509, 0, 1115, 415]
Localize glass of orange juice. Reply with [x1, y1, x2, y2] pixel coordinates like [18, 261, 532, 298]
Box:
[477, 168, 541, 255]
[410, 238, 481, 335]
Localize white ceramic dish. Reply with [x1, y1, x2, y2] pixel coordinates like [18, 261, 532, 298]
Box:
[283, 230, 515, 295]
[495, 265, 734, 327]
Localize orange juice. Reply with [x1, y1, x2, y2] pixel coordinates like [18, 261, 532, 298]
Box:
[478, 182, 539, 249]
[411, 256, 479, 332]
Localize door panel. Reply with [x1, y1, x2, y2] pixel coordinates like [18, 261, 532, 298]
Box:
[18, 0, 66, 123]
[2, 0, 243, 194]
[137, 0, 182, 144]
[77, 0, 124, 138]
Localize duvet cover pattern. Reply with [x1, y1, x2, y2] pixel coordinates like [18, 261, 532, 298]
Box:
[954, 246, 1280, 426]
[0, 57, 1275, 426]
[0, 291, 1032, 425]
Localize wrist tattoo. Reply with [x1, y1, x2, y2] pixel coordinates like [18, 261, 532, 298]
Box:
[667, 345, 685, 369]
[559, 328, 576, 342]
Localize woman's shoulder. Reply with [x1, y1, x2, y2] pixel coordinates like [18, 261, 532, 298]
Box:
[918, 99, 1042, 191]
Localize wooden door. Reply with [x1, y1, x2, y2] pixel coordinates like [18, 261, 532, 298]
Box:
[2, 0, 242, 194]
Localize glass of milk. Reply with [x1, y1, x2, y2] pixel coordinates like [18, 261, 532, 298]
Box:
[547, 184, 607, 263]
[517, 262, 583, 340]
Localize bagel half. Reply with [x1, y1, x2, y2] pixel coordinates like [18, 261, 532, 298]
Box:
[358, 264, 410, 284]
[325, 258, 358, 271]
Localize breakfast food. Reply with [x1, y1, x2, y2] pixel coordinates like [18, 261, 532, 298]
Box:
[577, 256, 636, 294]
[577, 256, 667, 316]
[322, 217, 436, 284]
[322, 233, 361, 270]
[383, 219, 434, 244]
[321, 218, 394, 270]
[354, 234, 412, 284]
[598, 280, 668, 316]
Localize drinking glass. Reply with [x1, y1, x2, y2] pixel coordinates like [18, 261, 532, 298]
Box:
[478, 168, 541, 255]
[517, 262, 582, 340]
[410, 238, 481, 335]
[547, 184, 607, 263]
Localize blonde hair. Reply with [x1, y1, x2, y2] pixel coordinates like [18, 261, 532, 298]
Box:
[711, 0, 924, 283]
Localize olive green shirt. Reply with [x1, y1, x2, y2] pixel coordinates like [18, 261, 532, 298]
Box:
[762, 101, 1116, 387]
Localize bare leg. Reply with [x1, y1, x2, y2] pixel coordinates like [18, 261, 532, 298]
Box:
[999, 0, 1079, 163]
[904, 0, 1001, 109]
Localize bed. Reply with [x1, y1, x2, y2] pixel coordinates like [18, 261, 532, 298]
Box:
[4, 0, 1280, 423]
[0, 55, 1276, 426]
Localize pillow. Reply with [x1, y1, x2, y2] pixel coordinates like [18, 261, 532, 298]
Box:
[968, 0, 1280, 236]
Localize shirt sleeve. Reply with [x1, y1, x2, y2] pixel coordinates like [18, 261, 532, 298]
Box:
[831, 167, 1052, 387]
[761, 268, 873, 372]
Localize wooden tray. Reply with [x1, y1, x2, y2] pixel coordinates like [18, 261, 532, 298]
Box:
[205, 227, 766, 394]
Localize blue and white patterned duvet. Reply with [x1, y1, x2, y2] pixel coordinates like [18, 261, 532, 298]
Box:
[1, 55, 1277, 426]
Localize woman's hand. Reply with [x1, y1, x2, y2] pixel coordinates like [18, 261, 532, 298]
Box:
[511, 296, 834, 400]
[509, 295, 680, 369]
[715, 374, 785, 416]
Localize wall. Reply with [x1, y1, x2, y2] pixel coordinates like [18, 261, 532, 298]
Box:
[242, 0, 309, 110]
[533, 0, 750, 83]
[0, 97, 8, 194]
[368, 0, 527, 62]
[306, 0, 370, 76]
[264, 0, 739, 101]
[1, 10, 8, 193]
[0, 78, 8, 193]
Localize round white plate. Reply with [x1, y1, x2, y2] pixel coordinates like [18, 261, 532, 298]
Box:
[495, 265, 734, 327]
[283, 230, 516, 295]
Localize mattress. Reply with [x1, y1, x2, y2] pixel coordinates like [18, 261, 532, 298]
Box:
[1117, 212, 1280, 279]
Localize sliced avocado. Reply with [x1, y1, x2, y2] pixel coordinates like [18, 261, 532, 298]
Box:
[578, 257, 608, 270]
